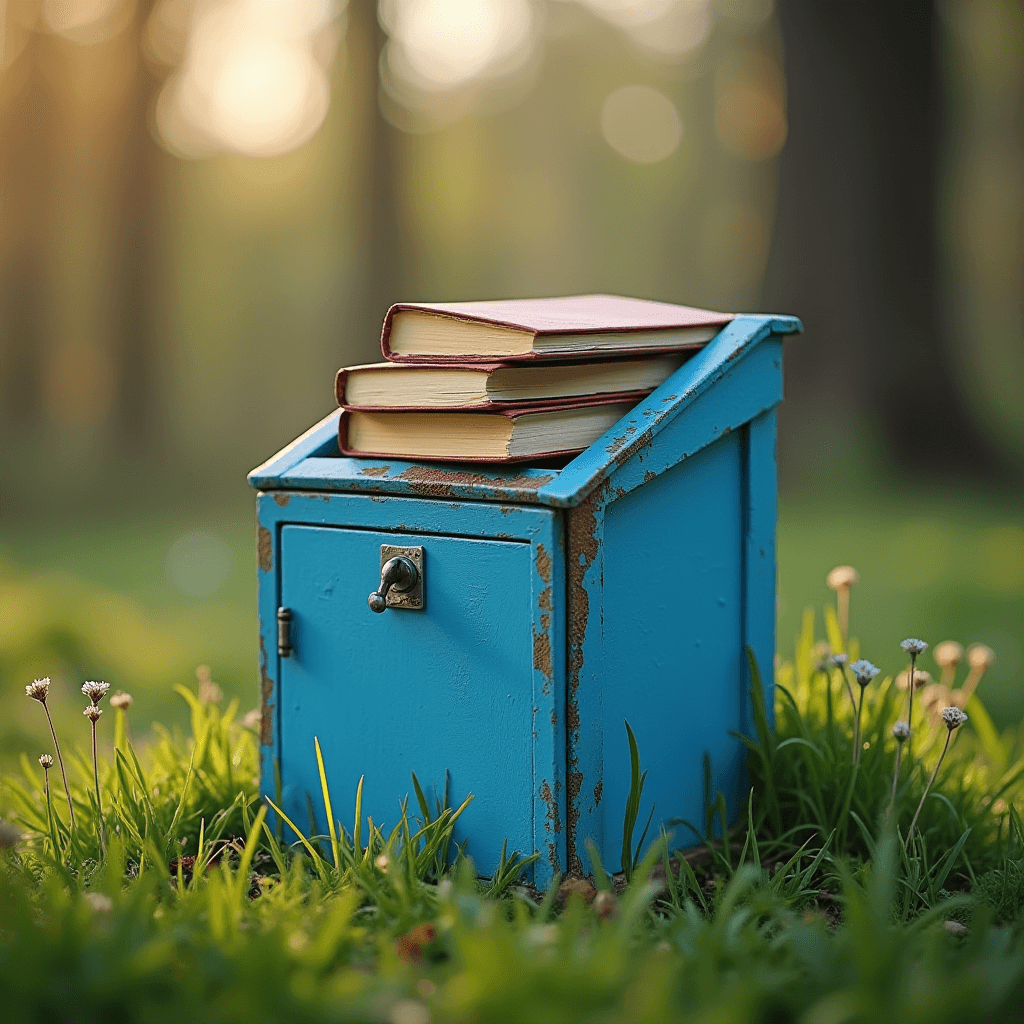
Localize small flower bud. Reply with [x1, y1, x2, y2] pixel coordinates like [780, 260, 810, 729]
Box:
[897, 668, 931, 690]
[901, 638, 928, 656]
[892, 721, 911, 742]
[933, 641, 964, 669]
[39, 753, 53, 769]
[850, 659, 880, 687]
[109, 691, 133, 710]
[827, 566, 859, 590]
[84, 705, 102, 722]
[375, 853, 389, 873]
[828, 653, 848, 668]
[81, 680, 110, 705]
[941, 706, 968, 731]
[967, 644, 995, 670]
[25, 678, 50, 702]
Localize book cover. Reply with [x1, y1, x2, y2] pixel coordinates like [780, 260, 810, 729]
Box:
[380, 294, 732, 363]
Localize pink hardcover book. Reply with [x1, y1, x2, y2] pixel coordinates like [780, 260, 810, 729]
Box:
[379, 294, 732, 364]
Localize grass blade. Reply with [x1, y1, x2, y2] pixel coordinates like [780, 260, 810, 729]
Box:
[314, 737, 341, 871]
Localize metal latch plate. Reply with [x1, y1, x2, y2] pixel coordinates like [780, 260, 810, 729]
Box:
[380, 545, 425, 609]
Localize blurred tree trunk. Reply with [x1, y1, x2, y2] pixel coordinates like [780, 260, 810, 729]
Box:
[346, 0, 405, 361]
[765, 0, 1006, 481]
[110, 0, 163, 451]
[0, 30, 49, 432]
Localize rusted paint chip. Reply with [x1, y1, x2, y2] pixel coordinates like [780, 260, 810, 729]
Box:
[533, 628, 552, 683]
[540, 779, 562, 835]
[614, 431, 653, 468]
[605, 434, 628, 456]
[358, 465, 391, 478]
[258, 635, 274, 747]
[535, 543, 552, 585]
[395, 465, 555, 500]
[272, 492, 291, 507]
[564, 482, 606, 874]
[257, 525, 273, 572]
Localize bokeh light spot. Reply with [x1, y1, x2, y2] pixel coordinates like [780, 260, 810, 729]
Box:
[580, 0, 674, 28]
[715, 51, 787, 160]
[207, 39, 330, 157]
[382, 0, 534, 91]
[623, 1, 711, 59]
[166, 532, 231, 598]
[154, 0, 337, 158]
[601, 84, 682, 164]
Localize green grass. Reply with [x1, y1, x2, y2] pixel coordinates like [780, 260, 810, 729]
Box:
[4, 602, 1024, 1022]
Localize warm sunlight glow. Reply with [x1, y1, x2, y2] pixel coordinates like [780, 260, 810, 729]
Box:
[43, 0, 133, 46]
[207, 38, 330, 156]
[154, 0, 338, 159]
[622, 1, 711, 58]
[581, 0, 674, 28]
[600, 84, 682, 164]
[572, 0, 712, 60]
[381, 0, 534, 91]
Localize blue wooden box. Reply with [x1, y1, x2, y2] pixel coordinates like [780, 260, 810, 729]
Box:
[249, 313, 800, 887]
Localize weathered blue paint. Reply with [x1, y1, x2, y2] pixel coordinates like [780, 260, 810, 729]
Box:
[250, 313, 800, 886]
[255, 490, 565, 882]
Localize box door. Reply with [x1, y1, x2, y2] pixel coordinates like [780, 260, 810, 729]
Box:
[278, 524, 537, 876]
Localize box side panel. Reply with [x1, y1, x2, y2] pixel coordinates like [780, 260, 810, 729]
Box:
[588, 430, 748, 870]
[742, 408, 778, 733]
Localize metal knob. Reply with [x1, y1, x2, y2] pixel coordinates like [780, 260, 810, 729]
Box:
[368, 556, 419, 613]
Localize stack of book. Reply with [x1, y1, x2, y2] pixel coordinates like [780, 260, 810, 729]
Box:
[335, 295, 733, 463]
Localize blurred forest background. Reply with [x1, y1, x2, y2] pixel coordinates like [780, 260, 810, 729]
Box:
[0, 0, 1022, 763]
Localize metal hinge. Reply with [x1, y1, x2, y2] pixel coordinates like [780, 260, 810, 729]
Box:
[277, 607, 293, 657]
